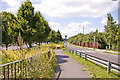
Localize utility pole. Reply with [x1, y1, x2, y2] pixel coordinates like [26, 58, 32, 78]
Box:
[64, 35, 67, 47]
[79, 25, 84, 48]
[94, 36, 96, 50]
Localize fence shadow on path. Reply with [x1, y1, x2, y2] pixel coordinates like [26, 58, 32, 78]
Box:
[55, 54, 69, 80]
[56, 55, 69, 64]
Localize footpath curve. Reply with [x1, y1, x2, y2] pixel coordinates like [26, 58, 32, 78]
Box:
[54, 49, 91, 78]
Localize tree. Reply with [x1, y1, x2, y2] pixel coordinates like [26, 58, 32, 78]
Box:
[48, 30, 57, 42]
[94, 29, 99, 42]
[0, 13, 2, 45]
[17, 0, 35, 47]
[104, 13, 117, 50]
[115, 27, 120, 51]
[34, 11, 45, 45]
[56, 30, 62, 41]
[98, 32, 106, 49]
[43, 21, 51, 42]
[2, 11, 17, 49]
[34, 11, 51, 45]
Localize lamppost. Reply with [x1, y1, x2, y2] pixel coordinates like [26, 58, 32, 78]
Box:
[64, 35, 67, 47]
[79, 25, 84, 48]
[94, 36, 96, 50]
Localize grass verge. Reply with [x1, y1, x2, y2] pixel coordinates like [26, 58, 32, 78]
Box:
[69, 44, 95, 51]
[63, 51, 120, 78]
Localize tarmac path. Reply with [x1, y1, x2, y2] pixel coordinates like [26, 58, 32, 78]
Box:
[54, 49, 91, 78]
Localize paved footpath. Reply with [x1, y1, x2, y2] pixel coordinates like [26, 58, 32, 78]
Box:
[54, 49, 91, 78]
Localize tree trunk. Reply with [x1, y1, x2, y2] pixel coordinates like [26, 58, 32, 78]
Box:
[29, 43, 32, 48]
[26, 43, 29, 48]
[39, 42, 40, 46]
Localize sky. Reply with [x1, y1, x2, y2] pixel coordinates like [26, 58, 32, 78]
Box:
[0, 0, 119, 38]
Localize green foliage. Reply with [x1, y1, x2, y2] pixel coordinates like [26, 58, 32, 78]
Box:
[116, 27, 120, 51]
[104, 13, 118, 50]
[48, 30, 63, 43]
[68, 29, 106, 49]
[68, 13, 118, 50]
[17, 0, 35, 47]
[2, 45, 57, 78]
[1, 0, 62, 48]
[57, 30, 63, 41]
[34, 11, 51, 44]
[2, 11, 17, 49]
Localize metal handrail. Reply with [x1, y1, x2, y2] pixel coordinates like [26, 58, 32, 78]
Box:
[64, 49, 120, 74]
[0, 50, 50, 79]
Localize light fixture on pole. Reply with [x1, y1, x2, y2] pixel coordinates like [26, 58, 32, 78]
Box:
[79, 25, 84, 48]
[94, 36, 96, 50]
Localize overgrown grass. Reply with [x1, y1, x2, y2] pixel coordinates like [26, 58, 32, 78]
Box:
[103, 51, 120, 55]
[63, 51, 120, 78]
[1, 45, 50, 64]
[47, 43, 64, 49]
[1, 44, 57, 78]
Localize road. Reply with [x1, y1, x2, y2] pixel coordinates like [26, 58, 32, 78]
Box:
[54, 49, 91, 78]
[1, 43, 49, 50]
[66, 44, 120, 64]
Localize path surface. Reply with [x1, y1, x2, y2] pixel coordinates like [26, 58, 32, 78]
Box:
[67, 44, 120, 64]
[54, 49, 91, 78]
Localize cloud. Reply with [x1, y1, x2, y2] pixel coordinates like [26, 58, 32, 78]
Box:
[48, 21, 92, 38]
[2, 0, 118, 18]
[2, 0, 20, 7]
[48, 21, 106, 38]
[89, 28, 96, 32]
[35, 0, 118, 18]
[2, 0, 21, 15]
[48, 22, 62, 32]
[101, 17, 107, 25]
[3, 7, 19, 15]
[101, 17, 118, 25]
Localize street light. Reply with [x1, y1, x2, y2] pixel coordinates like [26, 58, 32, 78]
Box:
[64, 35, 67, 47]
[79, 25, 84, 48]
[94, 36, 96, 50]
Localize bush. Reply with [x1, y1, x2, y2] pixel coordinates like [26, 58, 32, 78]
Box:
[1, 44, 57, 78]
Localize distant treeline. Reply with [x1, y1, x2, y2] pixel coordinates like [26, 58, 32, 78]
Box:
[68, 13, 120, 51]
[0, 0, 63, 49]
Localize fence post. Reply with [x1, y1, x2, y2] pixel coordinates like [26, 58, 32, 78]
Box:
[11, 64, 13, 78]
[107, 61, 111, 74]
[80, 52, 81, 58]
[69, 50, 71, 53]
[85, 54, 87, 61]
[30, 57, 32, 67]
[3, 66, 5, 79]
[72, 50, 74, 54]
[15, 63, 16, 79]
[75, 51, 77, 55]
[7, 65, 9, 79]
[48, 50, 50, 58]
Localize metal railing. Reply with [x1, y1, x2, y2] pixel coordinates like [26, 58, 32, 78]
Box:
[63, 49, 120, 74]
[0, 50, 50, 79]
